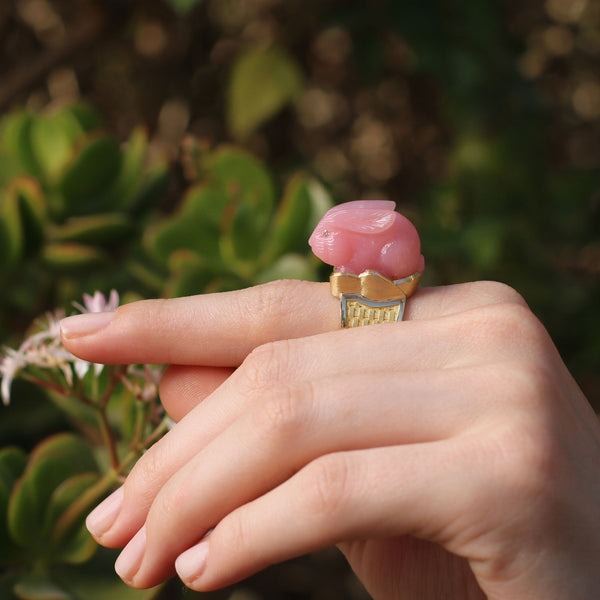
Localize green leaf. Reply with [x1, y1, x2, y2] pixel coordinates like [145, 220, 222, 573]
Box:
[42, 243, 106, 270]
[207, 147, 276, 219]
[147, 186, 228, 263]
[11, 176, 47, 256]
[46, 473, 99, 564]
[60, 104, 102, 134]
[256, 253, 319, 283]
[108, 127, 150, 211]
[227, 45, 303, 140]
[54, 547, 164, 600]
[132, 162, 169, 216]
[0, 448, 27, 564]
[1, 111, 43, 178]
[0, 448, 27, 484]
[0, 148, 21, 187]
[228, 202, 264, 261]
[0, 186, 24, 271]
[8, 433, 98, 551]
[30, 112, 81, 182]
[57, 135, 122, 216]
[267, 173, 312, 260]
[13, 574, 73, 600]
[49, 214, 133, 245]
[164, 250, 234, 297]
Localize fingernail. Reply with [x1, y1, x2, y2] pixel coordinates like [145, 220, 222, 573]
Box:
[175, 540, 209, 583]
[115, 526, 147, 583]
[86, 486, 123, 538]
[60, 311, 115, 339]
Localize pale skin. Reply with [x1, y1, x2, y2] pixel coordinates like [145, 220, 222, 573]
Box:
[60, 280, 600, 599]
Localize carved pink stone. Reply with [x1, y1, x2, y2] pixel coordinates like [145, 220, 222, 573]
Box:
[308, 200, 424, 280]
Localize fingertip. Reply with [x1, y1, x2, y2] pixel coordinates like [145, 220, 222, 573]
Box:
[85, 486, 124, 544]
[175, 540, 209, 589]
[159, 365, 233, 421]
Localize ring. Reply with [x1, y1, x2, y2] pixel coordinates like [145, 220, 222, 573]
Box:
[330, 269, 421, 327]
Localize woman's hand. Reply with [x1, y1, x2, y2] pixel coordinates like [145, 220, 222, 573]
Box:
[60, 280, 600, 599]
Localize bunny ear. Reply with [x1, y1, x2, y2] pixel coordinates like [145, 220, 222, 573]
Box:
[321, 206, 397, 233]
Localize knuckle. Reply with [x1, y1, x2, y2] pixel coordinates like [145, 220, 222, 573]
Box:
[239, 339, 294, 393]
[244, 279, 318, 341]
[253, 381, 313, 440]
[129, 445, 167, 492]
[472, 301, 551, 356]
[245, 280, 303, 337]
[218, 506, 251, 556]
[304, 454, 352, 518]
[469, 281, 529, 308]
[508, 358, 556, 410]
[490, 408, 560, 509]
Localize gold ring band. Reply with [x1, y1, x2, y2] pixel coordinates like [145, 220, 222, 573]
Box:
[330, 270, 421, 327]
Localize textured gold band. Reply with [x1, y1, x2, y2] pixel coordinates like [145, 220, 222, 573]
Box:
[330, 270, 421, 328]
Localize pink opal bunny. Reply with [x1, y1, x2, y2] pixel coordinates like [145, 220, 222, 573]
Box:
[308, 200, 424, 280]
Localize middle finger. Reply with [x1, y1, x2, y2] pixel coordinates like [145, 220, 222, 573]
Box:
[115, 364, 501, 587]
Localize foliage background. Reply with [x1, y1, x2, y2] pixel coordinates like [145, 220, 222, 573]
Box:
[0, 0, 598, 598]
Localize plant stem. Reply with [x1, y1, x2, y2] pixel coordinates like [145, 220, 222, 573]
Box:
[131, 400, 149, 450]
[97, 407, 120, 471]
[49, 417, 172, 545]
[100, 365, 127, 408]
[21, 374, 70, 398]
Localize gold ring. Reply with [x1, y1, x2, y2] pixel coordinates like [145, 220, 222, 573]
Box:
[330, 270, 421, 327]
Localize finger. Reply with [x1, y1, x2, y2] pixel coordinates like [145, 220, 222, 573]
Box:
[172, 441, 483, 592]
[156, 295, 539, 425]
[88, 302, 538, 550]
[110, 368, 499, 588]
[61, 280, 526, 366]
[159, 365, 234, 421]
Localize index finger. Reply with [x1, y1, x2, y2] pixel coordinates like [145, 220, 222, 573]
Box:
[60, 279, 525, 366]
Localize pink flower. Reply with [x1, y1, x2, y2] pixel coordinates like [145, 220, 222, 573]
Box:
[73, 290, 120, 314]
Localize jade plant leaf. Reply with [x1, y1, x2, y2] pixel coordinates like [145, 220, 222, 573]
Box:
[46, 472, 99, 564]
[30, 111, 83, 182]
[227, 45, 303, 140]
[60, 104, 102, 134]
[57, 135, 122, 216]
[42, 243, 106, 271]
[108, 127, 150, 211]
[256, 253, 320, 284]
[49, 214, 133, 245]
[261, 174, 334, 270]
[11, 177, 46, 256]
[0, 448, 27, 564]
[207, 147, 275, 262]
[147, 186, 228, 263]
[1, 111, 43, 179]
[0, 186, 25, 272]
[266, 173, 312, 260]
[54, 547, 164, 600]
[207, 146, 275, 223]
[0, 148, 20, 188]
[13, 574, 73, 600]
[7, 433, 98, 552]
[163, 249, 235, 297]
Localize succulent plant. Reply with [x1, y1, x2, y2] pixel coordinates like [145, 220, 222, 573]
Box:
[145, 140, 333, 298]
[0, 103, 168, 320]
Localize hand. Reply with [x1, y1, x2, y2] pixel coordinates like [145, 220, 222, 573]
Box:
[61, 280, 600, 599]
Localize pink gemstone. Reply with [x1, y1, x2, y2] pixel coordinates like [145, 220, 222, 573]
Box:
[309, 200, 424, 280]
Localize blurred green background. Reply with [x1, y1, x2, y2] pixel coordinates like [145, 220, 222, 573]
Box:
[0, 0, 598, 598]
